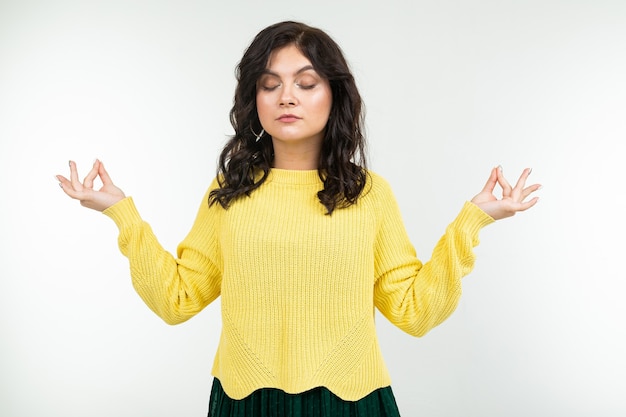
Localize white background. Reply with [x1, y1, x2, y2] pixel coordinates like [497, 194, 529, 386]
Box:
[1, 0, 625, 416]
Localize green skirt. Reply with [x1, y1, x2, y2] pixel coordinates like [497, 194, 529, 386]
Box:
[208, 378, 401, 417]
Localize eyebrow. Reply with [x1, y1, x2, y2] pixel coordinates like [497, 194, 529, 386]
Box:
[260, 65, 316, 77]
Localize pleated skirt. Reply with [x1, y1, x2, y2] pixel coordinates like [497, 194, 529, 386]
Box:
[208, 378, 401, 417]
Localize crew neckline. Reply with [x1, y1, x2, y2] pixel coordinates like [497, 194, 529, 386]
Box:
[267, 168, 321, 185]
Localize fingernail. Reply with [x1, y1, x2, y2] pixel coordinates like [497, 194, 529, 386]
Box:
[528, 167, 533, 175]
[497, 165, 503, 172]
[68, 160, 72, 167]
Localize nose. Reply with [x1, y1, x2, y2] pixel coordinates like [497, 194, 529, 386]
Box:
[279, 84, 298, 107]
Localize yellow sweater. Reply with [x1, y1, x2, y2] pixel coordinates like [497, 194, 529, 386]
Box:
[103, 169, 494, 401]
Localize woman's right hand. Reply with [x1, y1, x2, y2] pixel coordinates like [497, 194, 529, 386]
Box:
[57, 159, 126, 212]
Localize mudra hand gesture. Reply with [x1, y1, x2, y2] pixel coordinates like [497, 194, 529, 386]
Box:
[57, 161, 540, 220]
[471, 166, 541, 220]
[56, 159, 126, 212]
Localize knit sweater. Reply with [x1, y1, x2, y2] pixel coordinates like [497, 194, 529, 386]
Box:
[103, 169, 494, 401]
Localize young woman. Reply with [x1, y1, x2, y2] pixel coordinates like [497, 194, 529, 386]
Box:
[57, 21, 540, 417]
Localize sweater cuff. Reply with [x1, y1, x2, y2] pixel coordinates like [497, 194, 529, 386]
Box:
[102, 197, 143, 229]
[451, 201, 496, 242]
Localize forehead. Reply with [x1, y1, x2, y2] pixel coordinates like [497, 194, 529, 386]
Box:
[266, 44, 314, 73]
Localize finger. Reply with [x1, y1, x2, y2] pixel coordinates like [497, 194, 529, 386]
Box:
[56, 174, 81, 199]
[83, 160, 100, 189]
[516, 196, 540, 212]
[520, 183, 542, 201]
[480, 167, 498, 193]
[68, 160, 83, 191]
[512, 168, 532, 193]
[98, 160, 114, 186]
[496, 166, 512, 197]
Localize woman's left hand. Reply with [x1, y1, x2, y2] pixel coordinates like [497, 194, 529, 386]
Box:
[471, 166, 541, 220]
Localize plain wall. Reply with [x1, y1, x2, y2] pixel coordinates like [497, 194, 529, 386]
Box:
[1, 0, 625, 416]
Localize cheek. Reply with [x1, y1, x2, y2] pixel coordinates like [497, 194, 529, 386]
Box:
[314, 91, 333, 120]
[256, 94, 271, 122]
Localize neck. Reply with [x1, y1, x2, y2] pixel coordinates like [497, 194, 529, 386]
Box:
[271, 140, 321, 170]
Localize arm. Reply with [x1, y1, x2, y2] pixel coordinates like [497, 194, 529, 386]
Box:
[103, 193, 222, 324]
[57, 160, 222, 324]
[374, 168, 540, 336]
[374, 196, 494, 337]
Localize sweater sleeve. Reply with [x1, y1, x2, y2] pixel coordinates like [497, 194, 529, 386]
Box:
[372, 180, 494, 337]
[103, 186, 222, 325]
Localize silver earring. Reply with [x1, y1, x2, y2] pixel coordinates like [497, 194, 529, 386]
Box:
[251, 126, 265, 142]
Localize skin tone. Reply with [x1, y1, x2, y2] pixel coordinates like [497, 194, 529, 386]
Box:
[56, 43, 541, 218]
[471, 166, 540, 220]
[256, 44, 332, 170]
[58, 159, 125, 212]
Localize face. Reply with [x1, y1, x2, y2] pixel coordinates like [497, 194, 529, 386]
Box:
[256, 44, 332, 150]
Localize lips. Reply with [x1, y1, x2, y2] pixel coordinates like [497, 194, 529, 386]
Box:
[277, 114, 301, 122]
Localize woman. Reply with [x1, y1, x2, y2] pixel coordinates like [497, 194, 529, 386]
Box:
[57, 21, 540, 417]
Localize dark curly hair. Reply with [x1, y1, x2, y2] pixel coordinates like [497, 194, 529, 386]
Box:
[209, 21, 368, 214]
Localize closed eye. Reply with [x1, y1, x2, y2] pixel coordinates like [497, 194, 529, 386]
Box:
[260, 84, 281, 91]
